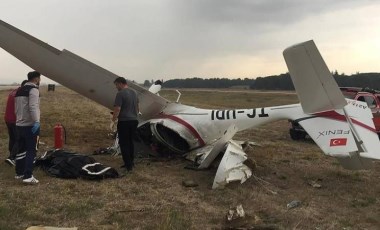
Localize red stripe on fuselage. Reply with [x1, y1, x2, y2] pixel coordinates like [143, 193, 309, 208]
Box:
[158, 114, 206, 146]
[314, 111, 377, 133]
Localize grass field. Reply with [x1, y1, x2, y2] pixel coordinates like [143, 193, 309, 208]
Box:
[1, 86, 379, 229]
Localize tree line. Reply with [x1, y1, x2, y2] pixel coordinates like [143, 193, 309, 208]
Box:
[159, 72, 380, 90]
[162, 77, 255, 88]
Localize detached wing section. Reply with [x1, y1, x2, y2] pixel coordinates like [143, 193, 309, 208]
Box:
[0, 20, 168, 120]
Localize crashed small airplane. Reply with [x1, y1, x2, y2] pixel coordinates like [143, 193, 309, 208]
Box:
[1, 20, 380, 189]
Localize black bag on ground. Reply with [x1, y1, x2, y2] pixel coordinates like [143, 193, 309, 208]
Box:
[36, 149, 119, 179]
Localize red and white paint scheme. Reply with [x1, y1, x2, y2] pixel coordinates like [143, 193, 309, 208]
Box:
[1, 20, 379, 189]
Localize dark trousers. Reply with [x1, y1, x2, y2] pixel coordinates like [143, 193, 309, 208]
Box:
[117, 120, 138, 171]
[5, 122, 17, 159]
[15, 126, 39, 178]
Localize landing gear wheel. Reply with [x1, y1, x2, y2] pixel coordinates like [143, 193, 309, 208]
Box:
[289, 129, 306, 140]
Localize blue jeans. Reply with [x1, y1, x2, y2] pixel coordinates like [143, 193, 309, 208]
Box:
[15, 126, 39, 178]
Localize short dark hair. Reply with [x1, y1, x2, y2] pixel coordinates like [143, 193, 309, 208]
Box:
[27, 71, 41, 81]
[21, 80, 28, 86]
[114, 77, 127, 84]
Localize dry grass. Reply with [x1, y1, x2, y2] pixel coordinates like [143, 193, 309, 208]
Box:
[0, 87, 380, 229]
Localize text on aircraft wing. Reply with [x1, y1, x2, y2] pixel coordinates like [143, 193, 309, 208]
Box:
[0, 20, 169, 121]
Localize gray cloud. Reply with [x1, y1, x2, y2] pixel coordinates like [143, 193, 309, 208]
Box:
[0, 0, 379, 83]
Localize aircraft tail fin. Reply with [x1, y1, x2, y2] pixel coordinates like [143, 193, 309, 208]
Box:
[283, 40, 380, 169]
[283, 40, 347, 114]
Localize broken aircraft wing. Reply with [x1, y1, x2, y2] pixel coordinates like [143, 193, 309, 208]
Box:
[0, 20, 169, 121]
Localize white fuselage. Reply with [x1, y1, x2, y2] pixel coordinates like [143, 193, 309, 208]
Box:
[155, 102, 308, 151]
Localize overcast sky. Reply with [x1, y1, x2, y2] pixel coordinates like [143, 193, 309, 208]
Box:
[0, 0, 379, 84]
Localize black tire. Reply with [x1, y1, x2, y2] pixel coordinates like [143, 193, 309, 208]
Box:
[289, 129, 306, 140]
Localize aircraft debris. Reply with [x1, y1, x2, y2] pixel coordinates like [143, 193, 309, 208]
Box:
[93, 147, 117, 155]
[197, 125, 238, 169]
[308, 180, 322, 188]
[212, 141, 253, 189]
[148, 80, 162, 95]
[224, 206, 266, 229]
[287, 200, 302, 209]
[226, 204, 245, 221]
[235, 140, 261, 151]
[182, 179, 198, 187]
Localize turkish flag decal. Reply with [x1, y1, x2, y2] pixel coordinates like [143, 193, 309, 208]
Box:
[330, 138, 347, 146]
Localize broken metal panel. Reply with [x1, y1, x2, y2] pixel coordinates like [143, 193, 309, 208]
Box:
[148, 83, 162, 94]
[185, 144, 215, 162]
[198, 125, 238, 169]
[212, 140, 252, 189]
[233, 140, 261, 149]
[186, 138, 257, 165]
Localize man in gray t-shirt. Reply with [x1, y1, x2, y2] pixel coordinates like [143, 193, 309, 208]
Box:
[112, 77, 139, 172]
[114, 86, 138, 121]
